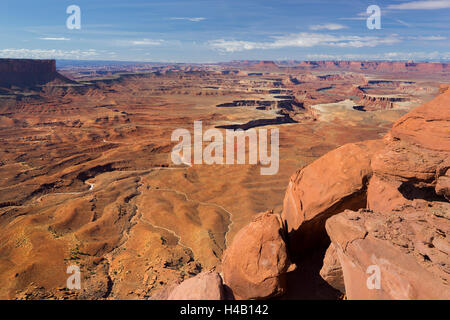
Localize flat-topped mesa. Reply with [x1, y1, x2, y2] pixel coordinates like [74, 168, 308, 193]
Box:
[358, 94, 407, 110]
[258, 60, 278, 66]
[0, 58, 58, 87]
[216, 98, 304, 112]
[248, 60, 281, 71]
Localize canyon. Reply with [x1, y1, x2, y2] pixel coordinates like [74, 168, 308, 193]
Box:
[0, 59, 448, 299]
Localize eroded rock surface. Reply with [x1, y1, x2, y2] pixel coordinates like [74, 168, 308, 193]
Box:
[281, 140, 382, 255]
[326, 207, 450, 299]
[222, 211, 295, 300]
[166, 271, 225, 300]
[319, 243, 345, 294]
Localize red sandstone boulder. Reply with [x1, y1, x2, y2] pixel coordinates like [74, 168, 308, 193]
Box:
[222, 211, 295, 300]
[368, 90, 450, 211]
[149, 282, 180, 300]
[166, 271, 225, 300]
[390, 89, 450, 152]
[281, 140, 383, 254]
[371, 88, 449, 182]
[326, 207, 450, 299]
[371, 136, 447, 185]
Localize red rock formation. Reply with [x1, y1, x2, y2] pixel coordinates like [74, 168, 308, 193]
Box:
[436, 166, 450, 201]
[359, 94, 406, 110]
[348, 86, 365, 98]
[389, 90, 450, 152]
[319, 243, 345, 294]
[223, 60, 450, 74]
[166, 272, 225, 300]
[281, 140, 383, 255]
[0, 58, 56, 73]
[257, 61, 278, 67]
[0, 59, 73, 87]
[248, 61, 281, 72]
[296, 61, 450, 73]
[277, 88, 450, 299]
[326, 208, 450, 299]
[221, 211, 295, 300]
[439, 84, 450, 93]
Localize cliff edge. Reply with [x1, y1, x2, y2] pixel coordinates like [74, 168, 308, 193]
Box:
[0, 59, 73, 87]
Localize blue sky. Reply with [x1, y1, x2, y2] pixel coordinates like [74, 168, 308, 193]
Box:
[0, 0, 449, 62]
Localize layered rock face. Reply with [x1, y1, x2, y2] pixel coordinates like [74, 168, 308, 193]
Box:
[359, 94, 406, 110]
[326, 207, 450, 299]
[0, 59, 56, 73]
[223, 60, 450, 74]
[0, 59, 58, 87]
[297, 61, 450, 73]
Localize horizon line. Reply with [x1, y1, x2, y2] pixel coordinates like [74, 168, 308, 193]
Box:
[2, 57, 450, 65]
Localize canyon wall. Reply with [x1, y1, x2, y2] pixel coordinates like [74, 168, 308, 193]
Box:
[222, 60, 450, 73]
[0, 59, 58, 87]
[296, 61, 450, 73]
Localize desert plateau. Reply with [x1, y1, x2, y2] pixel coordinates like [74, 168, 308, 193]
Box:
[0, 57, 448, 300]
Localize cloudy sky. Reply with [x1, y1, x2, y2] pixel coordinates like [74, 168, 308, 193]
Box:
[0, 0, 449, 62]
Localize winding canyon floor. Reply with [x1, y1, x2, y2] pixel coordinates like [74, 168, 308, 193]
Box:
[0, 66, 446, 299]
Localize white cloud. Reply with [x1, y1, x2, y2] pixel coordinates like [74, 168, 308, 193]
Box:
[413, 35, 447, 40]
[0, 48, 99, 59]
[387, 0, 450, 10]
[395, 19, 413, 27]
[339, 11, 369, 21]
[209, 33, 401, 52]
[309, 23, 348, 31]
[169, 17, 206, 22]
[130, 39, 163, 46]
[39, 37, 71, 41]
